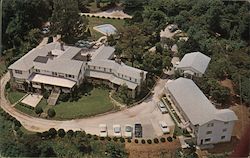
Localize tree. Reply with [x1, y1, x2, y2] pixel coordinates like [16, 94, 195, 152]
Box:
[35, 107, 43, 115]
[47, 108, 56, 118]
[50, 0, 89, 43]
[155, 42, 163, 54]
[105, 142, 127, 158]
[117, 84, 132, 105]
[241, 78, 250, 105]
[58, 129, 66, 138]
[67, 130, 74, 137]
[48, 128, 57, 138]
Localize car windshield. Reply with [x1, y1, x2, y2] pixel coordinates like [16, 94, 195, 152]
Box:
[125, 126, 132, 132]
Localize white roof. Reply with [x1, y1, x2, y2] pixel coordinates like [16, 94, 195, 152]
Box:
[91, 45, 115, 60]
[30, 74, 76, 88]
[165, 78, 237, 125]
[177, 52, 211, 74]
[85, 70, 138, 89]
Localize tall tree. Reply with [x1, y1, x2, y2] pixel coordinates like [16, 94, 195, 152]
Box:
[50, 0, 89, 43]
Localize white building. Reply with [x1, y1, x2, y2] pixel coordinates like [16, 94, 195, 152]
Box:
[165, 78, 237, 145]
[177, 52, 211, 77]
[8, 42, 147, 98]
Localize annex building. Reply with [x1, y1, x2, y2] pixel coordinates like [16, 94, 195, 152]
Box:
[8, 42, 147, 99]
[165, 78, 238, 145]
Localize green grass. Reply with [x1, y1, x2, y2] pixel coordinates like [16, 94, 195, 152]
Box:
[7, 91, 26, 104]
[87, 16, 125, 40]
[53, 88, 114, 120]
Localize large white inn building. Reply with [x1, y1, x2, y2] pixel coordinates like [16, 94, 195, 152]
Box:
[8, 42, 147, 98]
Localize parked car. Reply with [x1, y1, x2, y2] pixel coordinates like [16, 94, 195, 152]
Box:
[42, 27, 49, 34]
[124, 124, 133, 138]
[134, 123, 142, 138]
[113, 124, 121, 137]
[158, 101, 168, 114]
[159, 121, 170, 134]
[99, 124, 108, 137]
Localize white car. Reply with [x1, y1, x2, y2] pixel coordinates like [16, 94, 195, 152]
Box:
[124, 125, 133, 138]
[113, 124, 121, 137]
[158, 101, 168, 114]
[159, 121, 170, 134]
[99, 124, 108, 137]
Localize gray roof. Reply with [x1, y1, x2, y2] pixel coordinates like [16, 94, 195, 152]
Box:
[165, 78, 237, 125]
[177, 52, 211, 74]
[88, 60, 146, 79]
[92, 45, 115, 60]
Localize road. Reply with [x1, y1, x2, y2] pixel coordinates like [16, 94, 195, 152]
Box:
[0, 72, 174, 138]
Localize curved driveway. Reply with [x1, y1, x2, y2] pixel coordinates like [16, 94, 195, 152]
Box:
[0, 72, 173, 137]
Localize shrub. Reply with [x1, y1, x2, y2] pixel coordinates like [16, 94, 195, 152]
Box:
[127, 138, 131, 143]
[59, 93, 70, 102]
[100, 137, 105, 140]
[120, 137, 125, 143]
[35, 106, 43, 115]
[58, 129, 66, 138]
[87, 133, 92, 138]
[6, 81, 10, 90]
[160, 137, 166, 143]
[102, 16, 105, 18]
[43, 91, 49, 99]
[47, 108, 56, 117]
[93, 135, 98, 140]
[107, 137, 111, 141]
[167, 137, 173, 142]
[141, 139, 146, 144]
[154, 138, 159, 144]
[147, 139, 152, 144]
[113, 137, 118, 141]
[134, 139, 138, 143]
[67, 130, 74, 137]
[173, 135, 177, 139]
[107, 17, 111, 19]
[13, 119, 21, 127]
[48, 128, 57, 138]
[48, 36, 53, 43]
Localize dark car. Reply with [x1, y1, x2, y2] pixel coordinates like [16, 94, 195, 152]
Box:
[134, 123, 142, 138]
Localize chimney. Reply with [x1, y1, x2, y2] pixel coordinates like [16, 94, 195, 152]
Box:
[115, 56, 121, 64]
[60, 42, 64, 51]
[48, 51, 53, 59]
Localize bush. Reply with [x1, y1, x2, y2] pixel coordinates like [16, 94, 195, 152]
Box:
[93, 135, 99, 140]
[106, 137, 111, 141]
[58, 129, 66, 138]
[102, 16, 105, 18]
[48, 36, 53, 43]
[47, 108, 56, 117]
[87, 133, 92, 138]
[147, 139, 152, 144]
[35, 106, 43, 115]
[153, 138, 159, 144]
[160, 137, 166, 143]
[134, 139, 138, 143]
[59, 93, 70, 102]
[6, 81, 10, 90]
[113, 137, 118, 141]
[67, 130, 74, 137]
[120, 137, 125, 143]
[141, 139, 146, 144]
[127, 138, 131, 143]
[100, 137, 105, 140]
[13, 119, 21, 127]
[43, 91, 49, 99]
[167, 137, 173, 142]
[48, 128, 57, 138]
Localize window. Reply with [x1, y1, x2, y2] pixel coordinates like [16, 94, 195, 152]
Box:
[99, 67, 101, 69]
[135, 79, 137, 83]
[15, 70, 22, 74]
[110, 69, 112, 72]
[93, 66, 96, 70]
[129, 77, 131, 80]
[104, 68, 106, 72]
[224, 122, 228, 124]
[207, 123, 214, 127]
[222, 128, 227, 132]
[205, 138, 211, 142]
[221, 136, 225, 140]
[206, 131, 212, 135]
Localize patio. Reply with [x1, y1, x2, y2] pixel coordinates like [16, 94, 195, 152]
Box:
[21, 94, 43, 108]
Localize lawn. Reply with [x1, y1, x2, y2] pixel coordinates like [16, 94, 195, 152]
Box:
[53, 88, 114, 120]
[0, 61, 7, 77]
[7, 91, 26, 104]
[87, 16, 125, 40]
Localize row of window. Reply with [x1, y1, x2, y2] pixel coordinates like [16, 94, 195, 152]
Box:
[15, 70, 22, 74]
[204, 136, 226, 143]
[206, 128, 227, 135]
[207, 121, 229, 128]
[88, 66, 137, 83]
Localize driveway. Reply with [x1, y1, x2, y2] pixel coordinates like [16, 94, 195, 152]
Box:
[0, 72, 174, 138]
